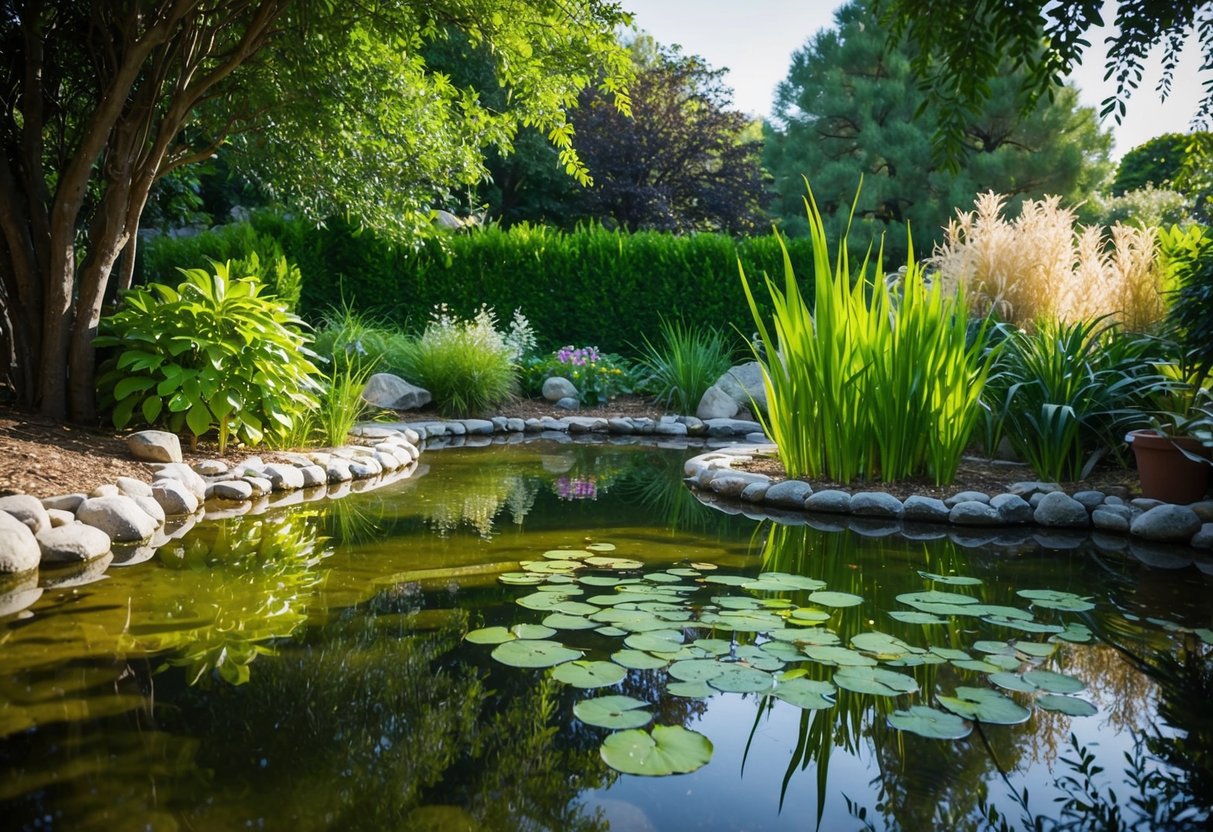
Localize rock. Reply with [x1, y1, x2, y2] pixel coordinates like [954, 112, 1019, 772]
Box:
[1009, 481, 1061, 499]
[944, 491, 990, 508]
[1130, 497, 1166, 511]
[0, 495, 50, 534]
[132, 495, 167, 525]
[208, 480, 254, 501]
[506, 418, 527, 433]
[1091, 508, 1130, 533]
[654, 422, 688, 437]
[42, 493, 86, 513]
[851, 491, 904, 518]
[805, 489, 852, 514]
[704, 418, 763, 438]
[46, 508, 74, 527]
[1190, 501, 1213, 523]
[373, 450, 401, 471]
[325, 459, 354, 483]
[126, 430, 182, 463]
[193, 459, 229, 476]
[949, 501, 1003, 526]
[709, 475, 767, 498]
[0, 511, 40, 574]
[362, 372, 432, 410]
[1072, 490, 1106, 511]
[764, 480, 814, 509]
[116, 476, 152, 498]
[1130, 505, 1202, 543]
[262, 463, 306, 491]
[543, 377, 578, 402]
[715, 362, 768, 414]
[741, 482, 770, 502]
[152, 480, 199, 516]
[90, 484, 120, 497]
[152, 463, 208, 500]
[555, 396, 580, 411]
[299, 465, 328, 487]
[349, 459, 381, 478]
[1192, 524, 1213, 550]
[37, 522, 111, 564]
[243, 476, 273, 497]
[696, 384, 740, 420]
[75, 496, 158, 543]
[1104, 495, 1125, 507]
[463, 419, 495, 436]
[903, 495, 950, 523]
[608, 418, 634, 434]
[989, 493, 1032, 524]
[1033, 491, 1090, 528]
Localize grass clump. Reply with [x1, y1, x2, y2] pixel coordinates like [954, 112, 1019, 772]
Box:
[635, 318, 737, 415]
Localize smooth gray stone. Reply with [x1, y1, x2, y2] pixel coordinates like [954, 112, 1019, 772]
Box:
[1072, 490, 1107, 511]
[542, 376, 578, 401]
[126, 429, 182, 463]
[763, 480, 814, 508]
[0, 495, 50, 534]
[90, 484, 120, 498]
[1189, 501, 1213, 523]
[565, 417, 609, 434]
[349, 460, 381, 479]
[75, 496, 158, 543]
[654, 422, 688, 437]
[1130, 505, 1202, 543]
[1029, 493, 1045, 509]
[1192, 524, 1213, 550]
[506, 418, 527, 433]
[46, 508, 74, 528]
[299, 465, 328, 487]
[944, 490, 990, 508]
[696, 384, 740, 420]
[361, 372, 430, 410]
[462, 419, 495, 435]
[740, 482, 770, 502]
[541, 417, 567, 431]
[372, 450, 401, 471]
[1094, 503, 1132, 520]
[37, 522, 111, 564]
[1104, 495, 1125, 507]
[262, 463, 306, 491]
[192, 459, 229, 476]
[1033, 491, 1090, 528]
[444, 421, 467, 436]
[850, 491, 904, 518]
[1009, 481, 1062, 498]
[243, 476, 273, 497]
[608, 418, 634, 434]
[709, 474, 768, 498]
[208, 480, 255, 501]
[0, 511, 40, 574]
[41, 493, 86, 513]
[115, 476, 152, 498]
[131, 495, 166, 525]
[744, 432, 768, 443]
[714, 362, 768, 414]
[1091, 508, 1130, 533]
[903, 495, 949, 523]
[989, 493, 1032, 524]
[151, 463, 208, 499]
[524, 418, 544, 432]
[805, 490, 852, 514]
[948, 501, 1002, 526]
[555, 396, 580, 411]
[151, 480, 198, 516]
[1130, 497, 1166, 511]
[490, 416, 509, 432]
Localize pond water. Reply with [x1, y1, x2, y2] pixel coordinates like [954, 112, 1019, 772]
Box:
[1, 440, 1211, 831]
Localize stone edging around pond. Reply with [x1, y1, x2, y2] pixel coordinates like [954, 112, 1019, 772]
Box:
[0, 413, 768, 581]
[684, 444, 1213, 558]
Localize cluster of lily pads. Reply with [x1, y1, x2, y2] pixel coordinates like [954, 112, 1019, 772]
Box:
[464, 544, 1102, 776]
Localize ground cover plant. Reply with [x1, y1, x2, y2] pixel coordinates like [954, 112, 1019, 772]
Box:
[634, 318, 737, 415]
[742, 185, 995, 484]
[522, 345, 633, 406]
[94, 262, 321, 453]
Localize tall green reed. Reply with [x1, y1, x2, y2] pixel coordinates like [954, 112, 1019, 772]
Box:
[635, 317, 737, 414]
[741, 182, 996, 484]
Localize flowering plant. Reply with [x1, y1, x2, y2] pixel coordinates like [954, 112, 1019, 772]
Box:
[522, 345, 634, 406]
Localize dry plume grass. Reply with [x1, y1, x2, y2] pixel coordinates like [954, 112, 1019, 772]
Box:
[933, 192, 1167, 330]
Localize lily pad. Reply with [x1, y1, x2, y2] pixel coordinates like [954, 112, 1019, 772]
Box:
[624, 632, 685, 653]
[1022, 669, 1084, 694]
[969, 604, 1035, 621]
[761, 641, 808, 662]
[667, 680, 714, 698]
[596, 626, 628, 637]
[711, 610, 784, 632]
[668, 568, 702, 577]
[692, 638, 733, 656]
[735, 645, 785, 672]
[544, 549, 589, 560]
[704, 574, 752, 586]
[770, 628, 840, 646]
[668, 659, 726, 682]
[612, 649, 669, 670]
[465, 626, 515, 645]
[988, 672, 1038, 693]
[542, 612, 598, 631]
[712, 595, 762, 610]
[771, 677, 836, 709]
[789, 607, 832, 624]
[897, 590, 980, 608]
[889, 611, 947, 625]
[888, 706, 972, 740]
[983, 654, 1022, 671]
[1054, 623, 1093, 643]
[937, 687, 1031, 725]
[645, 572, 684, 584]
[833, 667, 919, 696]
[600, 725, 713, 776]
[690, 562, 718, 571]
[579, 575, 625, 587]
[490, 639, 581, 669]
[1036, 694, 1097, 717]
[552, 660, 628, 689]
[585, 542, 617, 553]
[521, 559, 580, 574]
[535, 583, 583, 593]
[1017, 589, 1095, 612]
[574, 694, 651, 729]
[802, 645, 877, 667]
[951, 659, 1001, 673]
[918, 571, 983, 586]
[808, 590, 864, 608]
[517, 591, 579, 611]
[851, 631, 923, 659]
[550, 601, 600, 617]
[709, 665, 775, 694]
[984, 616, 1064, 634]
[590, 609, 670, 632]
[512, 623, 557, 640]
[499, 572, 546, 585]
[930, 647, 971, 661]
[584, 555, 644, 570]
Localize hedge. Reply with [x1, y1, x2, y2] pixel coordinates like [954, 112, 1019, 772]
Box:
[142, 216, 821, 354]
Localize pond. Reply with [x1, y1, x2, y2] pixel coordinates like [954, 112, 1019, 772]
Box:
[1, 439, 1211, 831]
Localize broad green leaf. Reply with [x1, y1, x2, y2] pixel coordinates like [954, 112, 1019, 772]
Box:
[624, 632, 684, 653]
[802, 645, 877, 667]
[465, 626, 514, 645]
[988, 672, 1038, 693]
[512, 623, 556, 640]
[1022, 669, 1084, 694]
[851, 631, 923, 659]
[808, 590, 864, 608]
[897, 590, 980, 608]
[585, 543, 617, 553]
[490, 639, 580, 669]
[1036, 694, 1097, 717]
[600, 725, 713, 776]
[552, 660, 627, 688]
[611, 649, 669, 670]
[574, 695, 651, 729]
[833, 667, 919, 696]
[584, 555, 644, 570]
[1017, 589, 1095, 612]
[668, 659, 726, 682]
[888, 706, 972, 740]
[709, 665, 775, 694]
[918, 571, 983, 586]
[772, 677, 836, 709]
[937, 687, 1031, 724]
[542, 613, 598, 631]
[499, 572, 545, 586]
[704, 574, 752, 586]
[889, 610, 948, 625]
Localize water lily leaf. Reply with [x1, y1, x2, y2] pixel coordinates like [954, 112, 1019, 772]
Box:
[709, 665, 775, 694]
[491, 639, 581, 668]
[735, 645, 786, 671]
[929, 647, 970, 661]
[1053, 623, 1093, 643]
[587, 592, 653, 607]
[612, 649, 669, 670]
[704, 574, 752, 586]
[690, 562, 718, 571]
[465, 626, 514, 644]
[834, 667, 919, 696]
[889, 611, 947, 625]
[984, 616, 1064, 634]
[600, 725, 713, 776]
[669, 659, 726, 682]
[984, 654, 1022, 671]
[545, 574, 577, 585]
[712, 610, 784, 632]
[761, 641, 808, 662]
[589, 609, 669, 632]
[988, 672, 1038, 693]
[888, 706, 972, 740]
[712, 595, 762, 610]
[1014, 642, 1057, 658]
[759, 598, 795, 609]
[574, 694, 651, 729]
[789, 607, 832, 624]
[885, 654, 947, 667]
[1017, 589, 1095, 612]
[521, 560, 580, 574]
[772, 677, 836, 709]
[544, 549, 589, 560]
[918, 571, 983, 586]
[596, 626, 628, 637]
[585, 543, 617, 553]
[580, 575, 624, 587]
[624, 631, 685, 653]
[542, 613, 598, 631]
[808, 591, 864, 608]
[969, 604, 1035, 621]
[769, 628, 840, 646]
[517, 591, 578, 611]
[757, 572, 828, 591]
[512, 623, 556, 640]
[937, 687, 1031, 725]
[552, 660, 627, 689]
[551, 601, 600, 617]
[692, 638, 733, 656]
[668, 568, 702, 577]
[1036, 694, 1097, 717]
[951, 659, 1001, 673]
[851, 631, 924, 659]
[898, 590, 980, 608]
[1022, 669, 1084, 694]
[668, 680, 713, 698]
[802, 645, 877, 667]
[499, 572, 545, 585]
[535, 583, 583, 593]
[645, 572, 684, 584]
[902, 602, 982, 617]
[584, 555, 644, 570]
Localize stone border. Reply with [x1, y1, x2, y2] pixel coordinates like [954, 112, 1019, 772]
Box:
[683, 444, 1213, 557]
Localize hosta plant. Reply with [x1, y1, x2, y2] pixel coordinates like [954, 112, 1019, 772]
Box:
[95, 262, 322, 452]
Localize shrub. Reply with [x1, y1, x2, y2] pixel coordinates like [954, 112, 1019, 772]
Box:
[933, 192, 1169, 332]
[1082, 185, 1195, 229]
[742, 186, 996, 484]
[95, 262, 321, 453]
[521, 346, 633, 406]
[1160, 224, 1213, 376]
[634, 318, 737, 415]
[311, 303, 413, 377]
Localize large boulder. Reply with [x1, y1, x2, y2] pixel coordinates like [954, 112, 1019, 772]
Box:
[714, 362, 768, 415]
[126, 430, 183, 463]
[696, 384, 739, 420]
[542, 377, 578, 402]
[0, 511, 40, 574]
[362, 373, 432, 411]
[75, 496, 159, 543]
[0, 494, 51, 534]
[37, 522, 112, 564]
[1130, 505, 1202, 543]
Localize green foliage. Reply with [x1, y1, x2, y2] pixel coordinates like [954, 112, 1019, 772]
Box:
[982, 319, 1163, 481]
[141, 221, 303, 310]
[1113, 133, 1193, 195]
[741, 184, 996, 484]
[310, 303, 414, 377]
[765, 1, 1110, 268]
[1160, 224, 1213, 376]
[281, 361, 377, 450]
[634, 318, 737, 414]
[1081, 186, 1195, 230]
[522, 346, 633, 406]
[95, 262, 321, 453]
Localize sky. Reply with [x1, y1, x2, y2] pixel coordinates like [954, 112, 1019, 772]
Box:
[622, 0, 1204, 159]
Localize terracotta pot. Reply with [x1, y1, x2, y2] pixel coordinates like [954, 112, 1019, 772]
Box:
[1126, 430, 1212, 504]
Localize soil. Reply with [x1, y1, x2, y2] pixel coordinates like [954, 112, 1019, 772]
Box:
[0, 395, 1142, 501]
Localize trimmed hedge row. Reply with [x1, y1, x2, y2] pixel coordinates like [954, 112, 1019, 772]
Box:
[142, 216, 819, 353]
